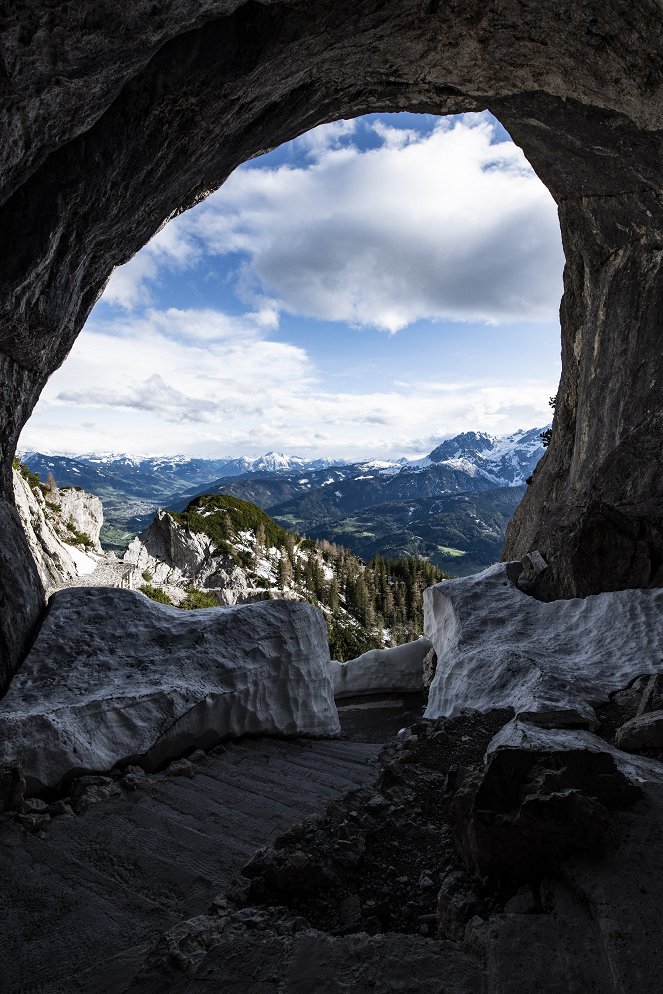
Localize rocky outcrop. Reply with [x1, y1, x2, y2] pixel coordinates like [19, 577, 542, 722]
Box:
[331, 637, 432, 699]
[124, 508, 264, 605]
[49, 485, 103, 551]
[12, 467, 100, 593]
[1, 1, 663, 683]
[0, 588, 339, 793]
[424, 563, 663, 728]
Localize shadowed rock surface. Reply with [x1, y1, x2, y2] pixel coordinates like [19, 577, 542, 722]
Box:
[1, 0, 663, 686]
[0, 737, 382, 993]
[102, 708, 663, 994]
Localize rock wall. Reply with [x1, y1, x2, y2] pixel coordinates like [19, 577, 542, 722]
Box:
[12, 469, 101, 595]
[1, 2, 663, 685]
[50, 486, 103, 552]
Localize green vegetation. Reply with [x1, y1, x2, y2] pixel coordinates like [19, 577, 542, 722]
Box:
[180, 587, 219, 610]
[142, 570, 153, 582]
[540, 396, 556, 448]
[170, 494, 291, 560]
[13, 456, 45, 493]
[66, 520, 94, 550]
[298, 488, 524, 578]
[167, 494, 450, 660]
[139, 583, 173, 605]
[293, 546, 449, 659]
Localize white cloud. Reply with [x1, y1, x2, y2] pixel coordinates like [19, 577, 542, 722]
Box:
[20, 304, 557, 458]
[183, 113, 564, 332]
[21, 114, 563, 459]
[101, 221, 202, 309]
[99, 114, 563, 332]
[297, 119, 358, 159]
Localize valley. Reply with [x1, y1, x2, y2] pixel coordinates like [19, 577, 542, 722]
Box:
[22, 426, 546, 573]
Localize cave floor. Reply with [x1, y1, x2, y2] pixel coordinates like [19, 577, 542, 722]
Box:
[0, 733, 385, 993]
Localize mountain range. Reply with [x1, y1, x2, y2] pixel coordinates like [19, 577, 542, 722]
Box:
[21, 426, 547, 573]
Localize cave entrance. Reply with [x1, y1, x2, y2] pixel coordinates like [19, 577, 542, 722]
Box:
[3, 3, 662, 692]
[14, 111, 563, 656]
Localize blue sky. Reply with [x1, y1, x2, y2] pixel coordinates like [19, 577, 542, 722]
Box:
[20, 112, 563, 459]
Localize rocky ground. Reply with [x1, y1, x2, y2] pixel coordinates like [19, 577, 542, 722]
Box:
[3, 679, 663, 992]
[238, 708, 514, 938]
[55, 553, 129, 589]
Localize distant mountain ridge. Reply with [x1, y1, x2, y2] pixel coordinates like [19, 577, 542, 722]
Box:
[20, 427, 548, 562]
[19, 427, 544, 492]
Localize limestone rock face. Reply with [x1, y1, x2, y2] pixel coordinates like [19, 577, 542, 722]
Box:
[48, 485, 103, 551]
[331, 637, 432, 699]
[1, 2, 663, 679]
[0, 588, 339, 792]
[424, 563, 663, 728]
[12, 468, 99, 594]
[124, 508, 261, 605]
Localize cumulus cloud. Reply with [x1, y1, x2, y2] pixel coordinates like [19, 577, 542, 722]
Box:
[58, 374, 224, 424]
[183, 113, 564, 332]
[22, 114, 563, 458]
[20, 302, 557, 458]
[100, 114, 563, 331]
[102, 220, 202, 309]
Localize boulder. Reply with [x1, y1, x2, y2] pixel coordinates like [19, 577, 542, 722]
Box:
[516, 550, 547, 593]
[616, 711, 663, 751]
[424, 563, 663, 728]
[637, 674, 663, 716]
[455, 720, 643, 880]
[0, 588, 339, 793]
[331, 637, 432, 698]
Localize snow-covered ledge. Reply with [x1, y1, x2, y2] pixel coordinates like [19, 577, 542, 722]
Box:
[424, 563, 663, 729]
[331, 637, 432, 699]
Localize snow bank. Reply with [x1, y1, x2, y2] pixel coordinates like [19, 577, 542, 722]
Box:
[332, 637, 432, 698]
[424, 563, 663, 728]
[0, 589, 339, 792]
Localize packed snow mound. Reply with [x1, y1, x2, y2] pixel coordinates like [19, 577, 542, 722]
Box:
[424, 563, 663, 729]
[331, 637, 432, 698]
[0, 589, 339, 792]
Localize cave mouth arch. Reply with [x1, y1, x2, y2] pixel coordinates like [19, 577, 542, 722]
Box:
[17, 109, 564, 604]
[20, 110, 562, 478]
[1, 1, 662, 691]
